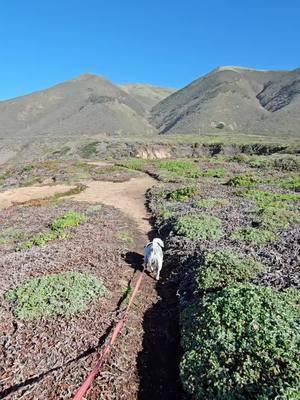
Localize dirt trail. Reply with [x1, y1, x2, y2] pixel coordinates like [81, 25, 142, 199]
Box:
[0, 184, 76, 209]
[70, 176, 156, 234]
[0, 167, 155, 234]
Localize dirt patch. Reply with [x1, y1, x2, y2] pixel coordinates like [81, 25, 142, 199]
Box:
[70, 176, 156, 234]
[0, 185, 76, 209]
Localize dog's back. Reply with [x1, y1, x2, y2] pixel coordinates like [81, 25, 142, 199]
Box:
[144, 238, 164, 280]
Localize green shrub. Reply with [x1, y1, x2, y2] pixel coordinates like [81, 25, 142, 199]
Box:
[157, 159, 201, 180]
[5, 272, 109, 320]
[202, 168, 227, 178]
[247, 156, 300, 171]
[80, 141, 99, 158]
[51, 211, 86, 231]
[16, 211, 86, 250]
[229, 154, 249, 164]
[120, 158, 147, 171]
[51, 146, 71, 158]
[196, 250, 264, 289]
[231, 227, 277, 245]
[116, 231, 134, 245]
[180, 284, 300, 399]
[256, 206, 300, 231]
[242, 189, 299, 209]
[168, 186, 197, 202]
[227, 174, 259, 187]
[159, 206, 174, 220]
[194, 198, 228, 210]
[0, 169, 11, 184]
[174, 214, 223, 240]
[273, 157, 300, 171]
[18, 230, 70, 250]
[277, 175, 300, 191]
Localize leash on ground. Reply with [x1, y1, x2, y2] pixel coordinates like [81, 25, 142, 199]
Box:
[72, 269, 145, 400]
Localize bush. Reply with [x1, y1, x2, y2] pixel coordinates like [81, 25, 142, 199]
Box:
[120, 158, 147, 171]
[80, 141, 99, 158]
[247, 156, 300, 171]
[196, 250, 264, 290]
[51, 211, 86, 231]
[231, 227, 277, 245]
[174, 214, 223, 241]
[202, 168, 227, 178]
[157, 159, 201, 180]
[5, 272, 109, 320]
[256, 206, 300, 231]
[273, 157, 300, 171]
[18, 230, 69, 250]
[277, 175, 300, 191]
[17, 211, 86, 250]
[227, 174, 259, 187]
[242, 189, 299, 209]
[168, 186, 197, 202]
[194, 198, 228, 210]
[180, 284, 300, 399]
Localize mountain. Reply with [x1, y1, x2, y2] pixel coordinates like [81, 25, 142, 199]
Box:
[119, 83, 175, 113]
[1, 68, 299, 140]
[0, 74, 157, 138]
[150, 66, 300, 136]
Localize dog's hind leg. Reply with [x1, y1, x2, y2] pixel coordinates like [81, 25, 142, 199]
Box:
[156, 259, 163, 281]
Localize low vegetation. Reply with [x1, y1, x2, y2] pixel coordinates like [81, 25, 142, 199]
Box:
[194, 198, 228, 209]
[196, 250, 264, 290]
[80, 141, 99, 158]
[167, 186, 197, 202]
[147, 154, 299, 400]
[0, 229, 29, 246]
[5, 272, 108, 320]
[256, 206, 300, 231]
[230, 227, 277, 245]
[180, 284, 300, 399]
[116, 231, 134, 245]
[277, 175, 300, 191]
[201, 167, 227, 178]
[51, 211, 86, 231]
[241, 189, 299, 208]
[157, 160, 201, 179]
[17, 211, 86, 250]
[174, 214, 223, 240]
[226, 173, 259, 187]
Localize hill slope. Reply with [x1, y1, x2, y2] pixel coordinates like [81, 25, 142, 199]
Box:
[150, 66, 300, 136]
[119, 83, 175, 112]
[0, 74, 156, 138]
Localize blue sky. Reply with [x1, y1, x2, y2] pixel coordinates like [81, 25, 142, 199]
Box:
[0, 0, 299, 100]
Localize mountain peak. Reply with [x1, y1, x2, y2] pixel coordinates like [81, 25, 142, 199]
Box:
[73, 73, 102, 81]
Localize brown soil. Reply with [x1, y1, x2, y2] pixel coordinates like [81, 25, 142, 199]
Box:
[0, 185, 76, 210]
[70, 176, 156, 234]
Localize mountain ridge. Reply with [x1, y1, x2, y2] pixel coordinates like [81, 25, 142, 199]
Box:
[0, 67, 299, 139]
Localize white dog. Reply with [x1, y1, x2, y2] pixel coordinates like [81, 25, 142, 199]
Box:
[144, 238, 164, 280]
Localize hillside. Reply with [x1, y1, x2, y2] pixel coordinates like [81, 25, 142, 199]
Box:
[150, 66, 300, 136]
[0, 67, 299, 140]
[0, 74, 157, 139]
[119, 83, 175, 112]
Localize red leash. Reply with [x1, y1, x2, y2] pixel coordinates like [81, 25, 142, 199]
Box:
[72, 270, 144, 400]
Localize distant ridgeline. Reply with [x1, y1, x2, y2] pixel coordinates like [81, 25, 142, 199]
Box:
[0, 67, 299, 139]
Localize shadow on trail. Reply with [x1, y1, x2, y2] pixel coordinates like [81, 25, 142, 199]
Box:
[136, 252, 183, 400]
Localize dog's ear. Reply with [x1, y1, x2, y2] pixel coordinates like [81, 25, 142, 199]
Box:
[157, 238, 164, 248]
